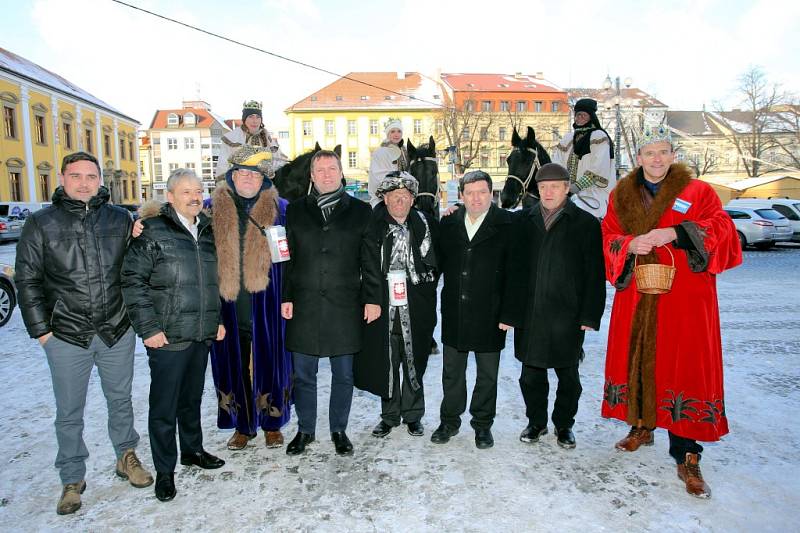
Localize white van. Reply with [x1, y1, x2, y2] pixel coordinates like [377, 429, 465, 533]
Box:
[727, 198, 800, 242]
[0, 202, 51, 220]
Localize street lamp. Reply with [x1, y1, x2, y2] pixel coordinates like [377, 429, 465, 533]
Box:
[603, 75, 632, 175]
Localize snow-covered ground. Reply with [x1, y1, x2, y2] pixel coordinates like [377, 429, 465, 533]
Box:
[0, 241, 798, 532]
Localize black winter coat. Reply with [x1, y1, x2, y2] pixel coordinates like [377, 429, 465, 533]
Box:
[439, 204, 519, 352]
[513, 201, 606, 368]
[121, 204, 221, 343]
[354, 205, 439, 398]
[282, 194, 381, 356]
[15, 187, 133, 348]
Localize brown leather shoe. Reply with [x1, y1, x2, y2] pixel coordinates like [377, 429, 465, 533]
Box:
[677, 453, 711, 499]
[265, 430, 284, 448]
[56, 480, 86, 515]
[615, 426, 654, 452]
[115, 449, 154, 488]
[227, 431, 256, 450]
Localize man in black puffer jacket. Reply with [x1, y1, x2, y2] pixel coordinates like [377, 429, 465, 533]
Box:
[122, 169, 226, 502]
[15, 152, 153, 515]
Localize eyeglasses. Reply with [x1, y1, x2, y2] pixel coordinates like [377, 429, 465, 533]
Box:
[235, 169, 263, 179]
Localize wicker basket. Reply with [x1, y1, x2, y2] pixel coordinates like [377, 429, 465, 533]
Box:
[634, 245, 676, 294]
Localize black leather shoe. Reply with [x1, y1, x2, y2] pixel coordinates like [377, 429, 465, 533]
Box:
[286, 432, 315, 456]
[430, 424, 459, 444]
[371, 421, 393, 438]
[520, 424, 548, 443]
[406, 421, 424, 437]
[475, 427, 494, 449]
[180, 450, 225, 469]
[556, 427, 576, 449]
[154, 472, 176, 502]
[331, 431, 354, 456]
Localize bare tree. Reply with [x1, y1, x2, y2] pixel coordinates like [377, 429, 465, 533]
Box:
[681, 145, 719, 177]
[773, 101, 800, 169]
[713, 67, 786, 177]
[434, 95, 495, 174]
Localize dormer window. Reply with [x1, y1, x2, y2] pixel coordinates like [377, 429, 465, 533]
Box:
[167, 113, 179, 127]
[184, 112, 196, 126]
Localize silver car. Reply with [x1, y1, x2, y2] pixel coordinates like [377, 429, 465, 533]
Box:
[0, 216, 23, 243]
[0, 263, 16, 327]
[724, 207, 793, 250]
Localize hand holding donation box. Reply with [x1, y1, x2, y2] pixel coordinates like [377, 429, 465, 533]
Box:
[388, 270, 408, 306]
[265, 225, 291, 263]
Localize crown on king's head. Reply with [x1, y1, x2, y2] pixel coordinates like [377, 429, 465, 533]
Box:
[242, 100, 263, 111]
[638, 124, 672, 150]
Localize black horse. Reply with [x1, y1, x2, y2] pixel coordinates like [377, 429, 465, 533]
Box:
[499, 127, 551, 209]
[273, 142, 342, 202]
[407, 136, 440, 220]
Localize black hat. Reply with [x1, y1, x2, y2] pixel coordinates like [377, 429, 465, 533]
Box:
[535, 163, 570, 183]
[574, 98, 598, 115]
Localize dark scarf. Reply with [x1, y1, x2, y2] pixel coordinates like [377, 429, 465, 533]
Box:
[612, 163, 692, 428]
[313, 184, 345, 221]
[572, 115, 614, 160]
[539, 197, 568, 231]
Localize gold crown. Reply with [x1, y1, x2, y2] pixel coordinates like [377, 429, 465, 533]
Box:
[638, 124, 672, 149]
[242, 100, 262, 111]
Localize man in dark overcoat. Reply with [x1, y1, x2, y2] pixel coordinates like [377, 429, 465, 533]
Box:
[513, 163, 606, 449]
[431, 170, 519, 449]
[354, 172, 439, 438]
[281, 150, 382, 456]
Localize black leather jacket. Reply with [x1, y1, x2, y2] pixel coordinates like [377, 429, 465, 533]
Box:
[15, 186, 133, 348]
[121, 203, 221, 343]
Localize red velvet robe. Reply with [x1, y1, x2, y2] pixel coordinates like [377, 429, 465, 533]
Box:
[601, 175, 742, 442]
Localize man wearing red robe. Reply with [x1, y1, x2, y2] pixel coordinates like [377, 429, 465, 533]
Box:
[601, 125, 742, 499]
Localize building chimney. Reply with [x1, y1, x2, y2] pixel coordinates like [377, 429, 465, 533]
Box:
[535, 72, 544, 79]
[397, 71, 406, 80]
[514, 72, 523, 79]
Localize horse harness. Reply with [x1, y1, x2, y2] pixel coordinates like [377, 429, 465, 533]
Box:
[411, 156, 440, 208]
[506, 146, 541, 209]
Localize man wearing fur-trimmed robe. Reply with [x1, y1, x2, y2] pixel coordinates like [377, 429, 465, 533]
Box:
[552, 98, 616, 219]
[601, 126, 741, 499]
[209, 146, 292, 451]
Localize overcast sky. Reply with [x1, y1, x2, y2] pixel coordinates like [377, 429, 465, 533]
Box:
[2, 0, 798, 130]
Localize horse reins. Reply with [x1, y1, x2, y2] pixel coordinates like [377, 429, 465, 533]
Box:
[506, 147, 541, 208]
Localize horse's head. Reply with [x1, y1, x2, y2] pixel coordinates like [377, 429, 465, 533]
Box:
[273, 143, 342, 201]
[500, 126, 551, 209]
[408, 136, 439, 218]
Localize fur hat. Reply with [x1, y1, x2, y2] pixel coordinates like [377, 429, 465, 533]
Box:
[226, 145, 274, 185]
[384, 118, 403, 136]
[535, 162, 570, 182]
[376, 171, 418, 198]
[242, 100, 262, 121]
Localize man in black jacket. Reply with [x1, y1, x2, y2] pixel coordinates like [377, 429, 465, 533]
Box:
[513, 163, 606, 450]
[432, 170, 518, 449]
[15, 152, 153, 515]
[281, 150, 382, 456]
[122, 169, 226, 502]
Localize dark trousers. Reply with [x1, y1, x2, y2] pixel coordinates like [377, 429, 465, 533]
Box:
[381, 333, 427, 425]
[236, 330, 255, 436]
[519, 364, 582, 429]
[668, 432, 703, 464]
[440, 345, 500, 430]
[147, 341, 209, 473]
[292, 352, 353, 434]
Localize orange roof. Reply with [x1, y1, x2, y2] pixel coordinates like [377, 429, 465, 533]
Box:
[286, 72, 443, 111]
[440, 73, 564, 94]
[148, 108, 228, 130]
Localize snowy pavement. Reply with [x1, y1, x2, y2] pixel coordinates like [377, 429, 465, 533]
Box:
[0, 241, 798, 532]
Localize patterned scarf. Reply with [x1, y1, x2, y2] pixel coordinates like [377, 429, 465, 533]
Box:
[313, 184, 345, 221]
[539, 198, 568, 231]
[385, 212, 434, 285]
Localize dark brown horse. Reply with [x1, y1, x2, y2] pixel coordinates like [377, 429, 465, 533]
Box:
[273, 142, 342, 202]
[407, 136, 440, 220]
[499, 127, 551, 209]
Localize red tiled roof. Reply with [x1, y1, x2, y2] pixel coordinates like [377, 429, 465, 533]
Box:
[286, 72, 443, 111]
[149, 108, 226, 130]
[440, 73, 564, 93]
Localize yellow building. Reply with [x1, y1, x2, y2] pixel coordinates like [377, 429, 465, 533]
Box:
[285, 72, 444, 184]
[0, 47, 140, 204]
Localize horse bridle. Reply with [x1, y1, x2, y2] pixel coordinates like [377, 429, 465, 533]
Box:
[506, 147, 541, 208]
[411, 156, 440, 207]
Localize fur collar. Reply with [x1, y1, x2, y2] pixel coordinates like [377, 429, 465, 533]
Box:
[211, 182, 278, 301]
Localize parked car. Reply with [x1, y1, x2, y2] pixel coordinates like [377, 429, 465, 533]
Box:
[0, 201, 50, 220]
[0, 263, 16, 327]
[727, 198, 800, 242]
[0, 215, 24, 243]
[724, 206, 793, 250]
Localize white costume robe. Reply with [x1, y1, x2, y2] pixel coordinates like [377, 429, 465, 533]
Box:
[552, 129, 616, 219]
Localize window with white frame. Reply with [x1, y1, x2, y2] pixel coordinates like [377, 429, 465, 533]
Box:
[302, 121, 312, 136]
[348, 151, 357, 168]
[325, 120, 335, 136]
[167, 138, 178, 150]
[169, 163, 179, 171]
[348, 120, 356, 135]
[413, 119, 422, 134]
[184, 112, 196, 126]
[481, 100, 492, 112]
[167, 113, 179, 127]
[369, 120, 378, 135]
[534, 101, 543, 113]
[516, 101, 527, 112]
[498, 127, 507, 141]
[500, 101, 510, 112]
[551, 101, 559, 113]
[184, 137, 195, 149]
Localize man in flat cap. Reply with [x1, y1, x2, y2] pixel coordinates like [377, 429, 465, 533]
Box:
[355, 171, 439, 439]
[552, 98, 616, 218]
[511, 162, 606, 450]
[209, 145, 293, 452]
